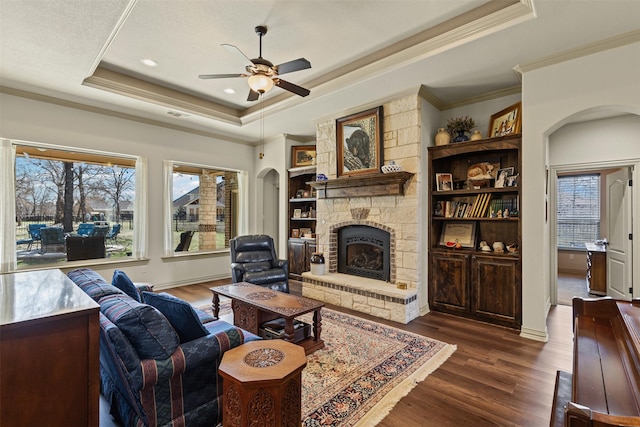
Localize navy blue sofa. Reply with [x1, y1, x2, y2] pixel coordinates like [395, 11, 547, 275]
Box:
[67, 268, 258, 427]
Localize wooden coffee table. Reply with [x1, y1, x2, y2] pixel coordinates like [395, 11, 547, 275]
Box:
[211, 282, 325, 355]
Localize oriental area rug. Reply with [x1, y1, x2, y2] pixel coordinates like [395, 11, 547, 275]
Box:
[203, 301, 455, 426]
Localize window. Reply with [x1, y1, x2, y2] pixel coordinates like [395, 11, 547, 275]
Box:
[557, 174, 600, 249]
[166, 162, 245, 254]
[10, 142, 144, 269]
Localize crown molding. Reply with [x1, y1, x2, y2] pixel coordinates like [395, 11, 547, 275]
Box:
[0, 86, 251, 145]
[419, 84, 521, 111]
[418, 85, 446, 110]
[83, 67, 242, 126]
[514, 29, 640, 77]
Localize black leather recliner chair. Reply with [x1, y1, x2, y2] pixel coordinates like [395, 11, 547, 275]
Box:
[229, 234, 289, 293]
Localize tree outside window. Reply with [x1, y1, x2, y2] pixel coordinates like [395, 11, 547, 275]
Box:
[14, 145, 136, 267]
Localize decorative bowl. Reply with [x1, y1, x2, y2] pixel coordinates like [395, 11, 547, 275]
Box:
[381, 163, 402, 174]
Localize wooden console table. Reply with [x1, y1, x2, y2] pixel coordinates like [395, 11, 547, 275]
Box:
[0, 269, 100, 426]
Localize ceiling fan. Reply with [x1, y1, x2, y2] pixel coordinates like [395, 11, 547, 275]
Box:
[199, 25, 311, 101]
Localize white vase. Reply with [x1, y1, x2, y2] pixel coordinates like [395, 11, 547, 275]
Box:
[435, 128, 451, 146]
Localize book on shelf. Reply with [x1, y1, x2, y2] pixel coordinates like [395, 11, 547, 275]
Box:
[488, 196, 519, 217]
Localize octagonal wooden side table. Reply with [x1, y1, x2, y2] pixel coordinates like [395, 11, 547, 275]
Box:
[219, 340, 307, 427]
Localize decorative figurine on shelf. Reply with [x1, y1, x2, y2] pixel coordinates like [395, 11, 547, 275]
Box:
[446, 116, 476, 143]
[492, 242, 505, 253]
[316, 173, 328, 181]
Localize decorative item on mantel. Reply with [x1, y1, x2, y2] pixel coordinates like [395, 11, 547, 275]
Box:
[446, 116, 476, 143]
[316, 173, 328, 181]
[381, 160, 402, 174]
[434, 128, 451, 146]
[470, 130, 483, 141]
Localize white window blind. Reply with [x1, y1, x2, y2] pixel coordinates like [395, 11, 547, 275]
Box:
[557, 174, 600, 249]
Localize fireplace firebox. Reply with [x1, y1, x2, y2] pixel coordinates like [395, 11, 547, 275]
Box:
[337, 225, 390, 281]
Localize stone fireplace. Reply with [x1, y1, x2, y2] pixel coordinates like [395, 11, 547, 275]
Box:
[301, 94, 423, 324]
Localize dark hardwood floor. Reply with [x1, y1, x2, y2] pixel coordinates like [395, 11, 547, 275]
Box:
[101, 280, 572, 426]
[161, 279, 573, 427]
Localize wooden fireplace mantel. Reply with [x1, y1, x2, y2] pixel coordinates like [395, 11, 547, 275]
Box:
[308, 171, 414, 199]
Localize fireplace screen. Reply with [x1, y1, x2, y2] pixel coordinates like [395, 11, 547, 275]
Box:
[338, 225, 390, 281]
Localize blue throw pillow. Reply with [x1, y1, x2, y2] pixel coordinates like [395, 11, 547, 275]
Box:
[112, 270, 140, 302]
[142, 291, 209, 343]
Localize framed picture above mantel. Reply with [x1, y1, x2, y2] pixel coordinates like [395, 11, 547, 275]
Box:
[336, 106, 383, 178]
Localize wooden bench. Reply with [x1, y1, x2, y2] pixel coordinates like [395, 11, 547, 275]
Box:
[550, 297, 640, 426]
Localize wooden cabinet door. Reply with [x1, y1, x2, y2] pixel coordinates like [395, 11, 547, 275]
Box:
[471, 255, 521, 326]
[305, 241, 317, 273]
[430, 251, 469, 313]
[288, 239, 306, 276]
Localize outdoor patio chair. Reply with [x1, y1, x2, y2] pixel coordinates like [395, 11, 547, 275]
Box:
[27, 223, 46, 249]
[76, 223, 95, 237]
[106, 223, 121, 242]
[16, 237, 34, 250]
[40, 227, 66, 254]
[175, 231, 194, 252]
[93, 225, 110, 237]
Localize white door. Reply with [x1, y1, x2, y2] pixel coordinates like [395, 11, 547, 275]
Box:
[606, 168, 632, 300]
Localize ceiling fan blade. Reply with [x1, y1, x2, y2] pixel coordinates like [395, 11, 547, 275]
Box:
[247, 89, 260, 102]
[275, 79, 310, 97]
[222, 44, 254, 68]
[275, 58, 311, 75]
[198, 73, 245, 79]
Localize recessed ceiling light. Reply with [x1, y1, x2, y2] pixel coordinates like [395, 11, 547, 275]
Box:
[140, 58, 158, 67]
[224, 88, 236, 94]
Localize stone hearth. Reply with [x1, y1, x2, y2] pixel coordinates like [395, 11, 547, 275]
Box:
[302, 272, 418, 324]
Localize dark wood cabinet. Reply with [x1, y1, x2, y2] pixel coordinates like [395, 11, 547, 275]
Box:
[428, 135, 522, 329]
[288, 238, 316, 279]
[288, 166, 317, 279]
[0, 269, 100, 426]
[430, 251, 469, 313]
[471, 255, 520, 326]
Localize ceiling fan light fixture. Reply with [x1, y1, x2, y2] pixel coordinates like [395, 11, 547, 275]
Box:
[248, 74, 274, 93]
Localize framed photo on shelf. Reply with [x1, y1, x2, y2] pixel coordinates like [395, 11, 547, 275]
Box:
[439, 222, 477, 248]
[299, 227, 312, 238]
[291, 145, 316, 168]
[436, 173, 453, 191]
[506, 173, 519, 187]
[488, 102, 522, 138]
[336, 106, 383, 178]
[494, 167, 514, 188]
[291, 228, 300, 238]
[293, 208, 302, 218]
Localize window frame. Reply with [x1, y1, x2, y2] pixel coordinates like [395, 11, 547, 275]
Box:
[163, 160, 247, 257]
[556, 173, 601, 250]
[6, 139, 146, 271]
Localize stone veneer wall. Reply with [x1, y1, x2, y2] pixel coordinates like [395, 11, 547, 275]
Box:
[314, 94, 423, 291]
[198, 171, 217, 250]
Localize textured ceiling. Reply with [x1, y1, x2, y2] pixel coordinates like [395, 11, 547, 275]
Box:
[1, 0, 639, 144]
